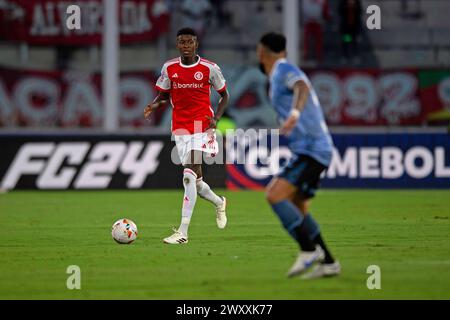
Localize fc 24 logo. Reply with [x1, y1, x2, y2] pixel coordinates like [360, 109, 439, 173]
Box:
[1, 141, 164, 189]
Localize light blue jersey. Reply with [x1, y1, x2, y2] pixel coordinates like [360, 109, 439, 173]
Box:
[269, 58, 333, 166]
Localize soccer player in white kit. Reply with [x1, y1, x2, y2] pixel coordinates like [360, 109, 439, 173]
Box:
[144, 28, 229, 244]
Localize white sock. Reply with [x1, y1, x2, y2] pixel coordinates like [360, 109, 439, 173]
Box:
[179, 169, 197, 236]
[196, 177, 223, 207]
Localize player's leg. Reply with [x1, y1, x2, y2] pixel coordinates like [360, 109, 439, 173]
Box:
[179, 151, 203, 237]
[185, 150, 227, 229]
[195, 131, 227, 228]
[164, 150, 201, 244]
[266, 178, 316, 251]
[293, 194, 336, 265]
[266, 177, 324, 278]
[196, 175, 227, 229]
[196, 175, 223, 206]
[290, 156, 341, 279]
[298, 202, 341, 280]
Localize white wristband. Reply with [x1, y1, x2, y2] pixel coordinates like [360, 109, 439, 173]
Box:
[290, 109, 300, 118]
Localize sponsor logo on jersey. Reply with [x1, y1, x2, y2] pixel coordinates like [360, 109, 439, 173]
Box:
[173, 82, 204, 89]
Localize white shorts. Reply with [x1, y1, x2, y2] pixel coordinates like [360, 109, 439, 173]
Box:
[174, 131, 219, 166]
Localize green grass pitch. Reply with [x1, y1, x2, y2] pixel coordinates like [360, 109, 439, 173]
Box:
[0, 190, 449, 299]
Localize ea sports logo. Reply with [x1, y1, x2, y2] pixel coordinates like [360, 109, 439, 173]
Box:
[194, 71, 203, 81]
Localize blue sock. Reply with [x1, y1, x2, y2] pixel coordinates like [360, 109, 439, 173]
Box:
[303, 213, 321, 240]
[271, 200, 304, 241]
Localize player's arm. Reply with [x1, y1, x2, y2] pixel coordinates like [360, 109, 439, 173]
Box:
[145, 63, 171, 120]
[280, 80, 309, 135]
[207, 63, 229, 129]
[144, 91, 170, 120]
[207, 89, 229, 129]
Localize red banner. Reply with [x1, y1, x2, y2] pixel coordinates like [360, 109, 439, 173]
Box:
[1, 66, 448, 128]
[0, 67, 168, 128]
[307, 68, 423, 125]
[0, 0, 170, 45]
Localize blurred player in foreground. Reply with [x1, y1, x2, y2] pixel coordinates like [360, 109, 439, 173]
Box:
[257, 32, 341, 279]
[144, 27, 229, 244]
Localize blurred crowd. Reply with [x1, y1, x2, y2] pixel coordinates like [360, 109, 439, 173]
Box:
[1, 0, 445, 71]
[170, 0, 366, 65]
[302, 0, 363, 64]
[169, 0, 231, 40]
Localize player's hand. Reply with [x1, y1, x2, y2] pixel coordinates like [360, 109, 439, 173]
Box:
[144, 103, 156, 120]
[144, 101, 164, 120]
[206, 115, 218, 130]
[280, 113, 299, 136]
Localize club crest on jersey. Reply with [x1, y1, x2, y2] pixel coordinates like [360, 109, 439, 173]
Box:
[194, 71, 203, 81]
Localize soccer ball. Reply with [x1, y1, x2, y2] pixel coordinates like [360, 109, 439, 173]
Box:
[111, 218, 138, 244]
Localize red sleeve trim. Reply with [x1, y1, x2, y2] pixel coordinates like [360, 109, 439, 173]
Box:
[216, 84, 227, 93]
[155, 85, 170, 92]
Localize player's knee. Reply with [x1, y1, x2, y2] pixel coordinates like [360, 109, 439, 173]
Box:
[266, 188, 281, 204]
[184, 162, 201, 174]
[196, 177, 205, 193]
[266, 183, 292, 204]
[186, 164, 202, 179]
[183, 168, 197, 185]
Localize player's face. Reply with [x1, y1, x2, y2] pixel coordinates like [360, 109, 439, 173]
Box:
[177, 35, 198, 60]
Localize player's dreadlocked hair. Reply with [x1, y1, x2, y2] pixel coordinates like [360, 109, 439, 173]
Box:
[259, 32, 286, 53]
[177, 27, 198, 38]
